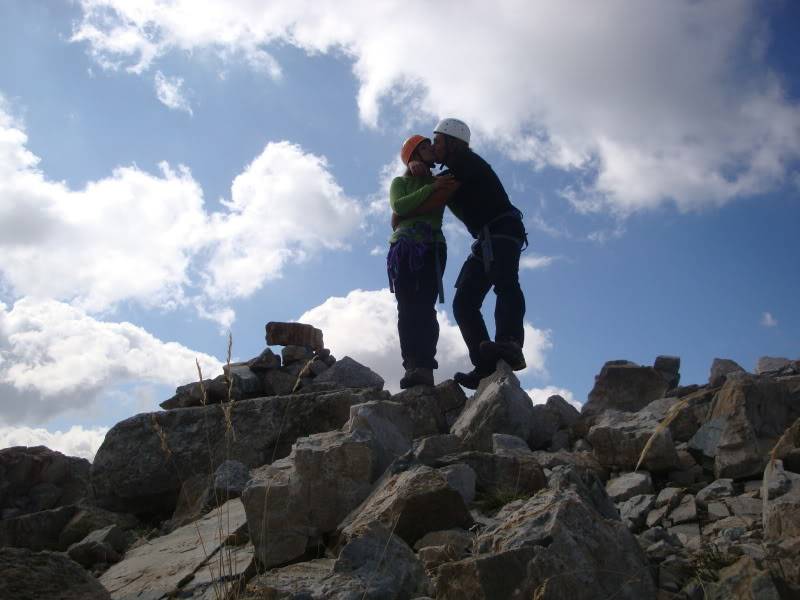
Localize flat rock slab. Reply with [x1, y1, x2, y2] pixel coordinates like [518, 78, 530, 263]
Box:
[100, 499, 247, 599]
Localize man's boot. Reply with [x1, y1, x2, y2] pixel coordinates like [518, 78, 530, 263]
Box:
[400, 367, 434, 389]
[480, 338, 526, 371]
[453, 367, 493, 390]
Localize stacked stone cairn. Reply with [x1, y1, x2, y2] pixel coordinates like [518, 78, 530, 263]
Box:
[1, 327, 799, 599]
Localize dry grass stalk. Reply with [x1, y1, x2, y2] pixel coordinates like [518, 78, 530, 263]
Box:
[220, 332, 237, 442]
[360, 517, 401, 600]
[292, 356, 318, 393]
[196, 359, 208, 406]
[150, 414, 172, 459]
[635, 397, 689, 472]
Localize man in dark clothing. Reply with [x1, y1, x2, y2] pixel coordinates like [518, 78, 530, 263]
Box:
[432, 118, 528, 389]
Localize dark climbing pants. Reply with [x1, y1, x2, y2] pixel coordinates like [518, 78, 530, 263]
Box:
[391, 243, 447, 370]
[453, 217, 526, 370]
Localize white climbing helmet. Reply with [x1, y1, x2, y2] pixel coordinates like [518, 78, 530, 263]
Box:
[433, 118, 470, 145]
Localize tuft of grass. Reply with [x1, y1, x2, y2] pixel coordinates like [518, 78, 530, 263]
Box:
[475, 487, 530, 514]
[635, 398, 689, 472]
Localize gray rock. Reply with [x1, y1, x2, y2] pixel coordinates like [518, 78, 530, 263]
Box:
[756, 356, 793, 375]
[724, 495, 762, 518]
[704, 555, 781, 600]
[762, 459, 800, 541]
[242, 522, 427, 600]
[414, 529, 474, 552]
[668, 494, 697, 525]
[436, 485, 656, 599]
[654, 355, 681, 389]
[451, 361, 535, 452]
[0, 505, 77, 551]
[282, 344, 314, 365]
[212, 460, 250, 499]
[346, 401, 413, 475]
[690, 376, 800, 479]
[546, 394, 581, 428]
[99, 499, 248, 599]
[641, 389, 714, 443]
[587, 409, 680, 472]
[313, 356, 385, 390]
[247, 347, 281, 371]
[646, 505, 669, 528]
[707, 501, 730, 520]
[92, 387, 387, 516]
[59, 506, 139, 549]
[0, 446, 90, 517]
[243, 427, 378, 568]
[709, 358, 746, 387]
[492, 433, 533, 457]
[338, 465, 473, 548]
[67, 525, 127, 568]
[619, 494, 656, 530]
[436, 451, 547, 499]
[262, 368, 297, 395]
[438, 463, 477, 504]
[655, 487, 685, 510]
[579, 361, 670, 430]
[529, 403, 561, 450]
[160, 374, 235, 409]
[530, 449, 607, 481]
[605, 471, 653, 502]
[413, 434, 464, 465]
[0, 547, 111, 599]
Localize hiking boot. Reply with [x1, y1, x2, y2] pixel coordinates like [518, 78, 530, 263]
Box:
[400, 367, 434, 389]
[480, 339, 526, 371]
[453, 367, 493, 390]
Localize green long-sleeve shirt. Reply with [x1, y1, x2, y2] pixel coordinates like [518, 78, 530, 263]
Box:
[388, 175, 446, 245]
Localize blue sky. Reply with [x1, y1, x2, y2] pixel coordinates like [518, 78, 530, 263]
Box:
[1, 1, 798, 459]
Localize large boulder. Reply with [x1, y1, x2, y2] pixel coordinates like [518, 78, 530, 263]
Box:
[59, 506, 139, 549]
[242, 427, 378, 568]
[391, 380, 468, 438]
[0, 547, 111, 600]
[709, 358, 746, 387]
[579, 360, 671, 429]
[0, 505, 77, 551]
[435, 482, 655, 598]
[762, 419, 800, 541]
[99, 499, 249, 599]
[0, 446, 90, 517]
[451, 361, 535, 452]
[640, 388, 715, 443]
[688, 375, 800, 479]
[529, 395, 580, 450]
[435, 451, 547, 498]
[242, 523, 428, 600]
[587, 409, 680, 472]
[92, 387, 387, 516]
[265, 321, 324, 351]
[313, 356, 384, 390]
[338, 465, 473, 548]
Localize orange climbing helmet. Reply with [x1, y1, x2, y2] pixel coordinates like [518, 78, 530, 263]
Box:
[400, 134, 429, 165]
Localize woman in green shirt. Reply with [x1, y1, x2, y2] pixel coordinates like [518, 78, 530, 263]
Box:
[388, 135, 459, 388]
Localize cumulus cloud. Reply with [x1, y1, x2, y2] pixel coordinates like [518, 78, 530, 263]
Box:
[526, 386, 581, 410]
[0, 425, 109, 461]
[202, 141, 363, 301]
[154, 71, 193, 115]
[298, 288, 551, 392]
[0, 298, 223, 424]
[761, 312, 778, 328]
[0, 98, 363, 321]
[72, 1, 800, 213]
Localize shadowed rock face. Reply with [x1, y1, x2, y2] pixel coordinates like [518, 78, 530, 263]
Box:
[0, 547, 111, 600]
[91, 387, 388, 517]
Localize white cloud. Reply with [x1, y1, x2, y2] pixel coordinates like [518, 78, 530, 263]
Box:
[370, 245, 384, 256]
[0, 97, 364, 322]
[525, 386, 581, 410]
[761, 311, 778, 328]
[0, 425, 109, 461]
[298, 288, 551, 392]
[520, 254, 555, 270]
[154, 71, 193, 115]
[202, 141, 363, 301]
[72, 1, 800, 213]
[0, 298, 223, 424]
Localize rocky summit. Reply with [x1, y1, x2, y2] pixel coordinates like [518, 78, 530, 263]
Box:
[1, 326, 799, 599]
